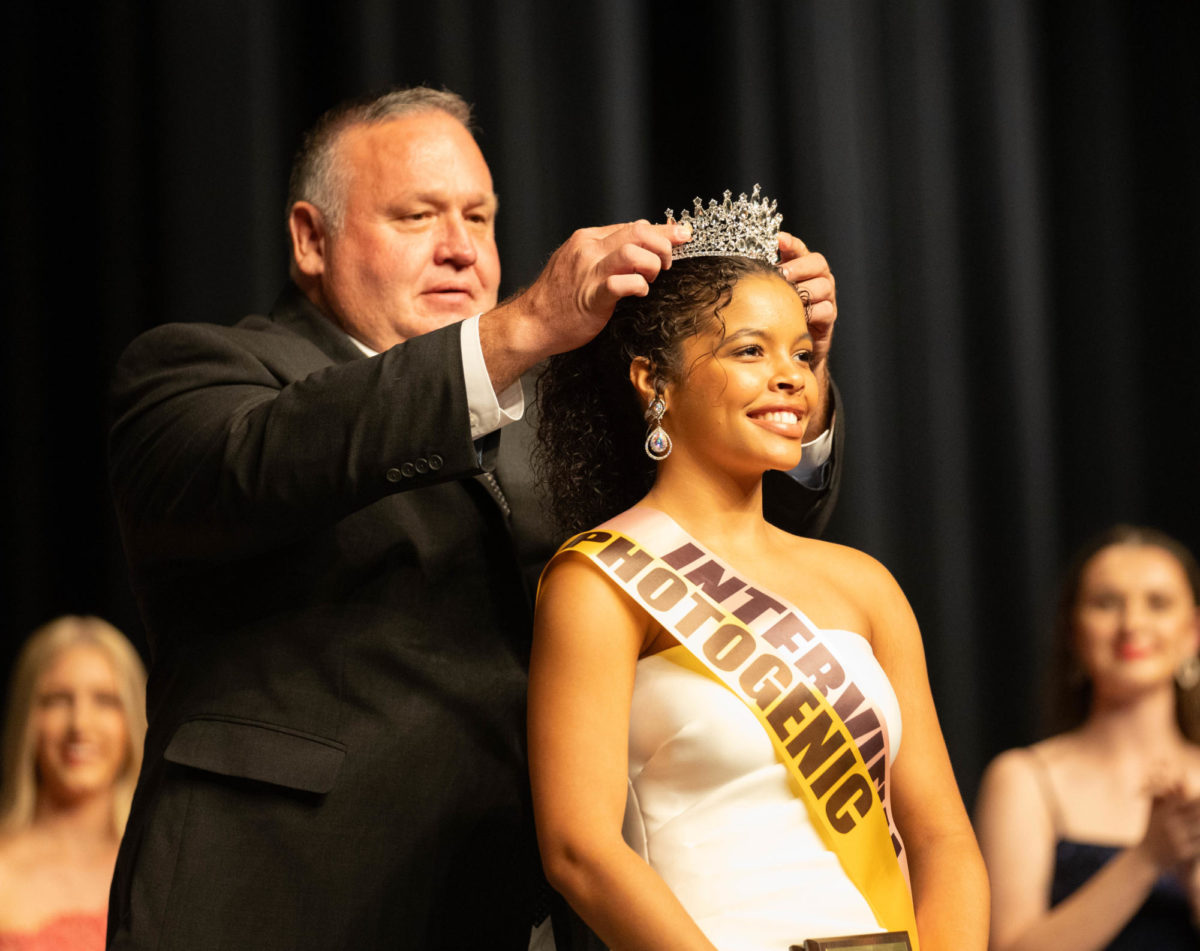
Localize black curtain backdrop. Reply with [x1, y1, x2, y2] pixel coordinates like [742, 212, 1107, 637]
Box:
[3, 0, 1197, 807]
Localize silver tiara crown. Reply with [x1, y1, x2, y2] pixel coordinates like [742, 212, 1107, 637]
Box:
[665, 184, 782, 265]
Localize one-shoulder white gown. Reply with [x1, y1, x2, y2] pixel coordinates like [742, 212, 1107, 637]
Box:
[623, 632, 903, 951]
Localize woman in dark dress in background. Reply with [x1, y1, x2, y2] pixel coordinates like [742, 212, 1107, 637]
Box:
[975, 525, 1200, 949]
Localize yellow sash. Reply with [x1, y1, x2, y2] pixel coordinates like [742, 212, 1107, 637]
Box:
[547, 507, 919, 946]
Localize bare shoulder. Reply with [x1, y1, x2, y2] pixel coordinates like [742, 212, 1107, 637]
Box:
[538, 549, 636, 610]
[535, 549, 654, 646]
[976, 744, 1056, 828]
[979, 736, 1079, 811]
[768, 531, 906, 641]
[1028, 731, 1080, 763]
[979, 745, 1041, 791]
[773, 530, 896, 589]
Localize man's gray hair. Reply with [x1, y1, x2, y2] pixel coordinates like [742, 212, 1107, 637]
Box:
[286, 87, 475, 233]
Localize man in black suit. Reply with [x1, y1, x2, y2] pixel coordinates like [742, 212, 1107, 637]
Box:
[106, 87, 841, 950]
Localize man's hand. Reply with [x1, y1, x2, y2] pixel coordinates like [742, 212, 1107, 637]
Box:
[480, 221, 691, 393]
[778, 231, 836, 371]
[778, 231, 837, 438]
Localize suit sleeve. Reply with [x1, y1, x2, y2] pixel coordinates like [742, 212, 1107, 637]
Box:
[762, 379, 844, 538]
[109, 320, 489, 559]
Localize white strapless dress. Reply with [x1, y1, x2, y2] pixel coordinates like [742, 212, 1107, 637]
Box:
[623, 633, 903, 951]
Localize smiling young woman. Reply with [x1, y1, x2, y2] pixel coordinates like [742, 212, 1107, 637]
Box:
[630, 273, 816, 485]
[974, 525, 1200, 950]
[529, 193, 988, 951]
[0, 616, 147, 949]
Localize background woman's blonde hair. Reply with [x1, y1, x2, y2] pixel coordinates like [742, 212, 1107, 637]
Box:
[0, 615, 147, 836]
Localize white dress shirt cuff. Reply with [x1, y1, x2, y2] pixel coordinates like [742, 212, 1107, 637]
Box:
[461, 315, 525, 441]
[786, 419, 834, 489]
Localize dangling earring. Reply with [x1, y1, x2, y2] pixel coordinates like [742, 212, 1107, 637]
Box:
[644, 395, 672, 460]
[1176, 655, 1200, 690]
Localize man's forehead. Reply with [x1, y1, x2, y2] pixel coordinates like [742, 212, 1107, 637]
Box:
[339, 114, 494, 195]
[342, 113, 475, 161]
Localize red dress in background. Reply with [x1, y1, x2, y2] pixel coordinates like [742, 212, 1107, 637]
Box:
[0, 912, 106, 951]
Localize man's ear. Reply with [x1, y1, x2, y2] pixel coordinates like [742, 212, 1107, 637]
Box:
[629, 356, 663, 409]
[289, 201, 328, 277]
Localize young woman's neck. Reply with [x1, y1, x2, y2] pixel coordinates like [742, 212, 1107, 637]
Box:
[641, 459, 769, 549]
[32, 788, 117, 846]
[1079, 685, 1189, 762]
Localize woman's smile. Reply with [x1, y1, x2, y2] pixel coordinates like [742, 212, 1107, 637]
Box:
[663, 273, 815, 474]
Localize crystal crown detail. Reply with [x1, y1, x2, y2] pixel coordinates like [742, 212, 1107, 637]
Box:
[666, 184, 782, 265]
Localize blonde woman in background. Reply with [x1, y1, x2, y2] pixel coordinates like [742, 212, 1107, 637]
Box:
[0, 616, 147, 950]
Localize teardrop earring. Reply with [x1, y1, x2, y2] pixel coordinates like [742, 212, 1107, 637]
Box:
[643, 396, 672, 460]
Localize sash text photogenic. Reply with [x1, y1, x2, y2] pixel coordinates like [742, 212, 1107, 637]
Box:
[561, 530, 902, 852]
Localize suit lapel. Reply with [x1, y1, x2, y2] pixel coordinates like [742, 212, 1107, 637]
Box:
[268, 284, 370, 367]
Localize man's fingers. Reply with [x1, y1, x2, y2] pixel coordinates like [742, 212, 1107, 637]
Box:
[591, 220, 691, 266]
[778, 230, 809, 259]
[589, 219, 650, 242]
[614, 219, 693, 248]
[793, 273, 836, 306]
[598, 273, 651, 308]
[587, 243, 667, 311]
[780, 249, 832, 285]
[805, 299, 837, 333]
[512, 218, 698, 361]
[775, 236, 838, 366]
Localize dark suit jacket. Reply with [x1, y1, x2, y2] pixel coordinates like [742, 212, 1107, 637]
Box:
[106, 284, 842, 950]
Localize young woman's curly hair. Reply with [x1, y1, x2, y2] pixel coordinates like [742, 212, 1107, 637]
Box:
[533, 255, 799, 535]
